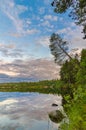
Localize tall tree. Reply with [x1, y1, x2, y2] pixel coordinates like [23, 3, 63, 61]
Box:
[76, 49, 86, 84]
[51, 0, 86, 39]
[60, 59, 79, 84]
[49, 33, 72, 65]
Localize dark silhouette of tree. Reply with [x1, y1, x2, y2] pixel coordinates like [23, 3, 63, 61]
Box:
[49, 33, 72, 65]
[51, 0, 86, 39]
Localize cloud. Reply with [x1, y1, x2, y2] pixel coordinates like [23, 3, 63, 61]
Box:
[26, 29, 39, 35]
[0, 48, 23, 58]
[36, 36, 50, 47]
[0, 0, 27, 32]
[0, 43, 24, 58]
[44, 15, 58, 21]
[41, 20, 51, 27]
[44, 0, 51, 5]
[0, 0, 39, 36]
[57, 23, 86, 49]
[38, 7, 45, 14]
[0, 58, 60, 82]
[0, 43, 15, 49]
[37, 14, 57, 31]
[26, 18, 32, 25]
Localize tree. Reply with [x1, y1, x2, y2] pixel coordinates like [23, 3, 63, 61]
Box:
[76, 49, 86, 84]
[49, 33, 72, 65]
[59, 58, 79, 102]
[51, 0, 86, 39]
[60, 59, 79, 84]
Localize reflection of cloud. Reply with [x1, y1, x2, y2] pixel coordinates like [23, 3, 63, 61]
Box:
[0, 93, 62, 120]
[0, 99, 18, 106]
[0, 93, 62, 129]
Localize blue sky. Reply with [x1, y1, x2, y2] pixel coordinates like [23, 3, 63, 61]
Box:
[0, 0, 86, 82]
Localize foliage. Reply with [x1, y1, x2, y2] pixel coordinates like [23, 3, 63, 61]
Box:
[77, 49, 86, 84]
[59, 49, 86, 130]
[60, 85, 86, 130]
[60, 59, 79, 84]
[0, 80, 62, 94]
[59, 58, 80, 106]
[49, 33, 72, 65]
[51, 0, 86, 39]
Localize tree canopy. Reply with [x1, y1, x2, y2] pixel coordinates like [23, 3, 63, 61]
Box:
[49, 33, 72, 65]
[60, 58, 79, 84]
[51, 0, 86, 39]
[76, 49, 86, 84]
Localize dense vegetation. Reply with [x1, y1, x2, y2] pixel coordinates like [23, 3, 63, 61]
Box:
[59, 49, 86, 130]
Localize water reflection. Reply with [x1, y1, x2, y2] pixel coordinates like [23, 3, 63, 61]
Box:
[0, 92, 62, 130]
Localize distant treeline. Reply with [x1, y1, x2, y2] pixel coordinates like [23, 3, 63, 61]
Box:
[0, 80, 62, 94]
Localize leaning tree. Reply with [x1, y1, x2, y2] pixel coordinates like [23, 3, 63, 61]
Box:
[49, 33, 72, 65]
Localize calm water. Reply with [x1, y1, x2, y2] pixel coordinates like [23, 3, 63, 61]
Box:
[0, 92, 62, 130]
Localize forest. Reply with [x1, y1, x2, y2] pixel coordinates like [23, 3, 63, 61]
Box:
[0, 0, 86, 129]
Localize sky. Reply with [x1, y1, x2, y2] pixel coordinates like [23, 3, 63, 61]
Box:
[0, 0, 86, 82]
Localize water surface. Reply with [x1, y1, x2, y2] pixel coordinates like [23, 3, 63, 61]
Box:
[0, 92, 62, 130]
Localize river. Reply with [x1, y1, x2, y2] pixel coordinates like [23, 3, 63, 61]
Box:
[0, 92, 62, 130]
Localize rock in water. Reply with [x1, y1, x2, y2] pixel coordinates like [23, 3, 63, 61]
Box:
[52, 103, 58, 107]
[49, 110, 64, 123]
